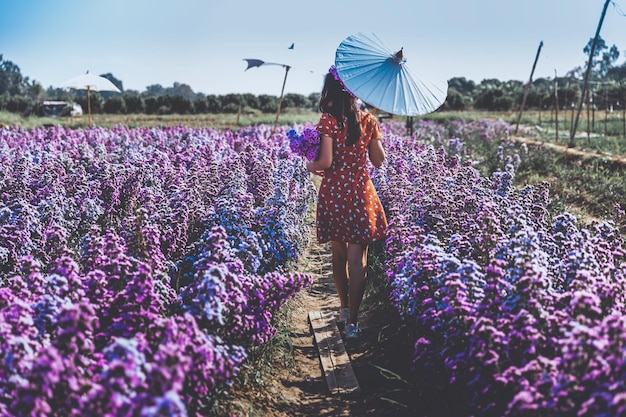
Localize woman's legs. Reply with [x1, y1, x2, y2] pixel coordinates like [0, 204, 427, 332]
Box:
[331, 241, 369, 325]
[346, 242, 368, 325]
[331, 241, 349, 309]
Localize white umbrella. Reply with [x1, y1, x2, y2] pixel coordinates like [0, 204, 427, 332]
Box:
[60, 72, 121, 124]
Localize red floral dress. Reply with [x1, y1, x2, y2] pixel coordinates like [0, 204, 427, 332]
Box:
[315, 110, 388, 244]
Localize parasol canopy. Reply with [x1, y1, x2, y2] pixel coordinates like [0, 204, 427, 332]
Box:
[334, 32, 448, 116]
[60, 72, 121, 93]
[60, 72, 121, 124]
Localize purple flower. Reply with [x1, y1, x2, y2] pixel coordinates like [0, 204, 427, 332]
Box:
[287, 127, 320, 161]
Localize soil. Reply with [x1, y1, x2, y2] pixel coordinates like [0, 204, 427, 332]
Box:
[513, 134, 626, 166]
[222, 238, 421, 417]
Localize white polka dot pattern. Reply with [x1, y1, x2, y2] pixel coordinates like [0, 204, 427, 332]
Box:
[315, 111, 388, 244]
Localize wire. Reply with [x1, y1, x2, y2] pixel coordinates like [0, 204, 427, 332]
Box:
[611, 0, 626, 16]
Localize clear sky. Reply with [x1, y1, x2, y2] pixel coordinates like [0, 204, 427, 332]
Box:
[2, 0, 625, 97]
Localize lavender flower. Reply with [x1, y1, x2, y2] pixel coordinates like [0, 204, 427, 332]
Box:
[287, 127, 320, 161]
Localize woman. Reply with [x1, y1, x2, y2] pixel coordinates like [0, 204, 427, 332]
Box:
[306, 66, 388, 339]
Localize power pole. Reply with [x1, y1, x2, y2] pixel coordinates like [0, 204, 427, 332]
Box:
[569, 0, 611, 147]
[515, 41, 543, 134]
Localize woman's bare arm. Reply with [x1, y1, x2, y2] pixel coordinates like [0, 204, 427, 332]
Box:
[306, 134, 333, 175]
[368, 137, 385, 168]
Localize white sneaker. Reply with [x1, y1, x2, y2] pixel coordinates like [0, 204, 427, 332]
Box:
[339, 308, 349, 324]
[345, 323, 361, 339]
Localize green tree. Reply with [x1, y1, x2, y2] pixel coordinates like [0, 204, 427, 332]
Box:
[169, 95, 192, 114]
[607, 61, 626, 81]
[145, 84, 165, 95]
[441, 87, 467, 110]
[123, 93, 145, 114]
[258, 94, 277, 113]
[103, 96, 126, 114]
[0, 55, 26, 95]
[583, 36, 620, 78]
[206, 94, 222, 112]
[167, 82, 195, 100]
[448, 77, 476, 96]
[308, 93, 320, 109]
[144, 95, 160, 114]
[75, 92, 104, 115]
[192, 95, 208, 114]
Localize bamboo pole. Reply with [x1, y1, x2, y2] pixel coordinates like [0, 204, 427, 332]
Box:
[554, 70, 559, 142]
[515, 41, 543, 134]
[586, 88, 591, 144]
[273, 65, 291, 133]
[87, 85, 92, 125]
[620, 83, 626, 139]
[604, 86, 608, 137]
[570, 0, 611, 147]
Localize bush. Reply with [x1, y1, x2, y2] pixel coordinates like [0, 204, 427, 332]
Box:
[103, 96, 126, 114]
[170, 95, 192, 114]
[124, 94, 145, 114]
[4, 95, 32, 113]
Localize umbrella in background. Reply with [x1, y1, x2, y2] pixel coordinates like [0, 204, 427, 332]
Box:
[60, 72, 121, 125]
[334, 32, 448, 117]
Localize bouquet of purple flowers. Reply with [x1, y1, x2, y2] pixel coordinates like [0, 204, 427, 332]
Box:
[287, 127, 320, 161]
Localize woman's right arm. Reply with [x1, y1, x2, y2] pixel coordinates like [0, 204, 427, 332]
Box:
[306, 134, 333, 175]
[368, 137, 385, 168]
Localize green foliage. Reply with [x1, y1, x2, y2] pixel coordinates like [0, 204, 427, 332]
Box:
[124, 93, 145, 113]
[583, 35, 620, 78]
[103, 96, 127, 114]
[0, 94, 31, 113]
[169, 94, 192, 114]
[441, 87, 468, 110]
[0, 55, 26, 95]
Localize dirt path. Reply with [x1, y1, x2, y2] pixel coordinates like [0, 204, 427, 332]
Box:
[225, 237, 416, 417]
[513, 135, 626, 166]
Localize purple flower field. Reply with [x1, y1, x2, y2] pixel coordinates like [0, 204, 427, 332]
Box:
[2, 118, 625, 416]
[373, 119, 626, 416]
[0, 124, 315, 416]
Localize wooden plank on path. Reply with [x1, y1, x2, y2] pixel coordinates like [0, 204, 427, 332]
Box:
[308, 311, 360, 395]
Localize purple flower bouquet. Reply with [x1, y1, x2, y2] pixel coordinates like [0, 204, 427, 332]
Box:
[287, 128, 320, 161]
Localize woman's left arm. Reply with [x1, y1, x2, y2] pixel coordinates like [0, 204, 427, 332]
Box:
[306, 134, 333, 175]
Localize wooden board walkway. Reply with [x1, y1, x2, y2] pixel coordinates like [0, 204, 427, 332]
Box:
[308, 311, 360, 395]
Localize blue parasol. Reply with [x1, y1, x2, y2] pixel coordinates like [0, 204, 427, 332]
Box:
[334, 32, 448, 116]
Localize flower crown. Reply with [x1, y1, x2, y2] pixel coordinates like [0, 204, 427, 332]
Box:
[329, 65, 356, 98]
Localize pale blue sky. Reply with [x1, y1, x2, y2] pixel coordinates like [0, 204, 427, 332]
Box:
[2, 0, 625, 96]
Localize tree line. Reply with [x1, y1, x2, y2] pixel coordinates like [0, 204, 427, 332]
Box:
[1, 36, 625, 117]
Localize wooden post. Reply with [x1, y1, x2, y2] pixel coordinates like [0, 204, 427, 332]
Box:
[570, 97, 576, 131]
[87, 85, 92, 125]
[623, 83, 626, 139]
[273, 65, 290, 134]
[515, 41, 543, 134]
[554, 70, 559, 142]
[623, 104, 626, 140]
[570, 0, 611, 147]
[586, 88, 591, 144]
[604, 86, 608, 137]
[592, 88, 596, 130]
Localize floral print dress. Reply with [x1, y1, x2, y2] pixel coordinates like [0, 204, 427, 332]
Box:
[315, 110, 388, 244]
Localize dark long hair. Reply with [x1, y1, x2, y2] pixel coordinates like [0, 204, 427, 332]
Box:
[318, 72, 362, 146]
